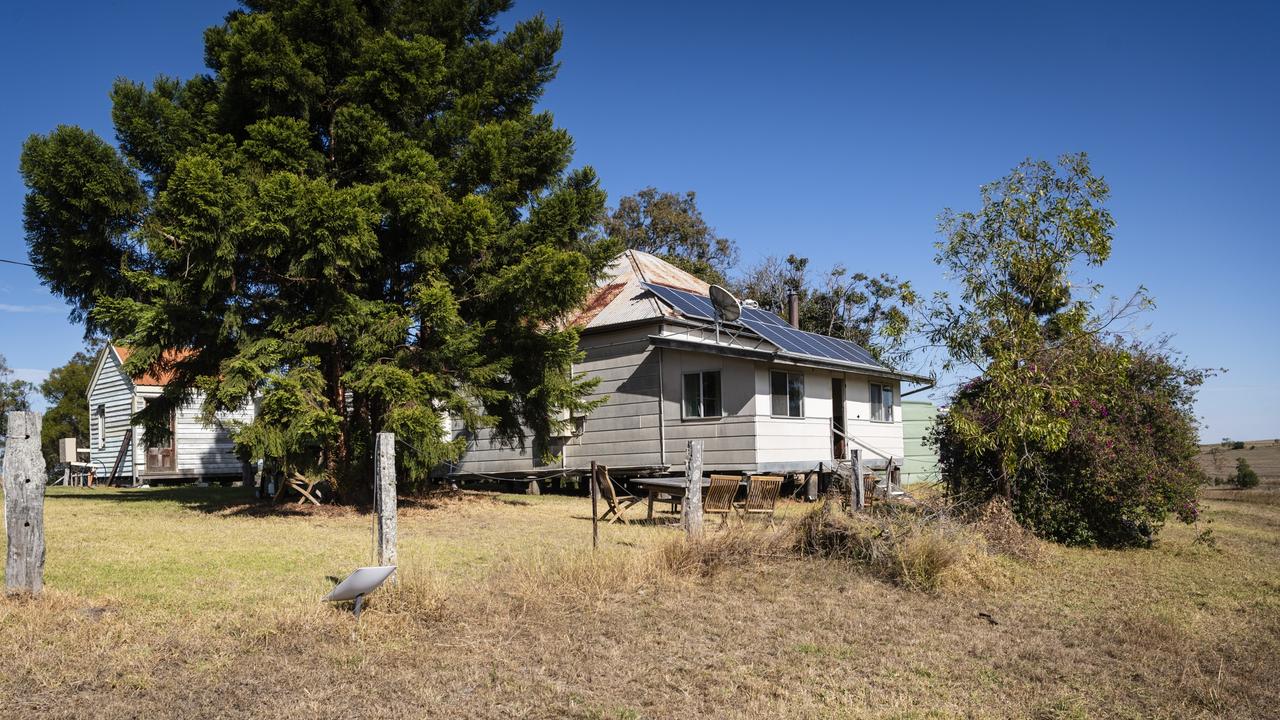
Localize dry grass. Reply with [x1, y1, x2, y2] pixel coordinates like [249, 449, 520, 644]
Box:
[2, 484, 1278, 719]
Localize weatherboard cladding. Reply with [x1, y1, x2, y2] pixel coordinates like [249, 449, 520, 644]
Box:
[88, 345, 252, 481]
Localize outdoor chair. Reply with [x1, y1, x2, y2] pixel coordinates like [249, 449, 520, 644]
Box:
[593, 465, 644, 524]
[704, 474, 741, 524]
[738, 474, 783, 521]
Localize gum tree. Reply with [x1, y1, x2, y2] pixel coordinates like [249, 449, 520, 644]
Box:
[21, 1, 609, 499]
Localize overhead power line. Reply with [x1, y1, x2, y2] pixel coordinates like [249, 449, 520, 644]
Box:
[0, 258, 35, 268]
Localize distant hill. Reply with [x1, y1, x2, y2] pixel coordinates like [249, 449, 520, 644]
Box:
[1198, 439, 1280, 481]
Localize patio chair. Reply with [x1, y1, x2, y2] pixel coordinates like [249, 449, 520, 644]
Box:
[738, 474, 783, 521]
[704, 474, 741, 524]
[593, 465, 644, 524]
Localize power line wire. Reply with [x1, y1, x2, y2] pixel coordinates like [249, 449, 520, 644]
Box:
[0, 258, 35, 268]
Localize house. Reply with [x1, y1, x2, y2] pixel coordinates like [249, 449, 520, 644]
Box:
[902, 400, 942, 486]
[87, 345, 254, 485]
[449, 250, 930, 488]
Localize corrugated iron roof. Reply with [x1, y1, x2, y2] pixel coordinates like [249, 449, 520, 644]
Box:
[112, 345, 197, 386]
[571, 250, 711, 330]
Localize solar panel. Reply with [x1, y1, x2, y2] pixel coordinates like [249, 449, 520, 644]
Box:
[642, 282, 714, 321]
[641, 282, 886, 369]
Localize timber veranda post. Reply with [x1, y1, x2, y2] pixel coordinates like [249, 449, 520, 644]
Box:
[373, 432, 397, 569]
[683, 440, 704, 538]
[4, 411, 46, 595]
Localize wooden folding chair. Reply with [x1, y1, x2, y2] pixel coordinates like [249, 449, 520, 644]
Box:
[704, 474, 741, 524]
[594, 465, 643, 524]
[738, 474, 783, 521]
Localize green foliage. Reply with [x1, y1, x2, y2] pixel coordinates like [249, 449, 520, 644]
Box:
[0, 354, 35, 438]
[929, 154, 1206, 547]
[602, 187, 736, 286]
[1234, 458, 1260, 489]
[733, 254, 919, 368]
[39, 347, 98, 467]
[21, 1, 607, 500]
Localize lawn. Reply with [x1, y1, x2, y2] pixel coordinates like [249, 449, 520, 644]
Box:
[2, 484, 1277, 719]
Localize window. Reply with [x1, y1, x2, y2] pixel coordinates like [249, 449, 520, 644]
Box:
[771, 371, 804, 417]
[682, 371, 722, 419]
[96, 404, 106, 449]
[870, 383, 894, 422]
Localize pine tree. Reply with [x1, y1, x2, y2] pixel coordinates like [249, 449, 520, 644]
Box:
[20, 1, 609, 499]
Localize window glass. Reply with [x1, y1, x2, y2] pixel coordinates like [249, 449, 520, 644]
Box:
[684, 371, 722, 418]
[702, 372, 721, 417]
[771, 371, 804, 417]
[870, 383, 894, 422]
[683, 373, 701, 418]
[771, 371, 788, 416]
[788, 373, 804, 417]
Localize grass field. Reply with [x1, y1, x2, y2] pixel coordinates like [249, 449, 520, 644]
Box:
[1198, 438, 1280, 481]
[2, 484, 1278, 719]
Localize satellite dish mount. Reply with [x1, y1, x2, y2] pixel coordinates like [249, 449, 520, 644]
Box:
[708, 285, 742, 343]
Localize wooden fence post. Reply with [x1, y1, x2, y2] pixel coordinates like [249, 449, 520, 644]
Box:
[589, 461, 599, 550]
[374, 432, 397, 567]
[850, 448, 864, 513]
[683, 440, 704, 538]
[4, 411, 45, 595]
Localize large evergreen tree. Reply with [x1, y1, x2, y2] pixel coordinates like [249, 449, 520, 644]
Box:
[21, 1, 609, 499]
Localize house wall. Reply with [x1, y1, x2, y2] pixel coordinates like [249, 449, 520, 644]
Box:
[451, 323, 665, 476]
[87, 350, 137, 481]
[659, 345, 759, 473]
[752, 367, 904, 472]
[446, 320, 908, 478]
[135, 385, 254, 477]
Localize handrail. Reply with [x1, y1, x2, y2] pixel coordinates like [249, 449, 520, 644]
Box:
[830, 419, 894, 462]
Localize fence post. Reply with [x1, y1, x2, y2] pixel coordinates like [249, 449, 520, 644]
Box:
[4, 411, 46, 595]
[589, 461, 599, 550]
[850, 448, 864, 513]
[374, 432, 397, 567]
[683, 440, 704, 538]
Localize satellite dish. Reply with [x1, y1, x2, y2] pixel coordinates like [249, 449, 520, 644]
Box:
[709, 285, 742, 323]
[326, 565, 397, 618]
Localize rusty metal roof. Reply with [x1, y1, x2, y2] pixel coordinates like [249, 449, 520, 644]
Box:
[570, 250, 710, 330]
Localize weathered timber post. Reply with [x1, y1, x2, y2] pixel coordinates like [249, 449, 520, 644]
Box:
[589, 461, 599, 550]
[4, 412, 46, 595]
[373, 432, 397, 567]
[683, 440, 704, 538]
[850, 448, 864, 513]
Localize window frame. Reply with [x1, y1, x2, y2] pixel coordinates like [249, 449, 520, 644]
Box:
[869, 382, 895, 423]
[681, 370, 723, 420]
[770, 370, 805, 418]
[96, 404, 106, 449]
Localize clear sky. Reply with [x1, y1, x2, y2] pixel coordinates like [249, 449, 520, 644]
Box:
[0, 1, 1276, 441]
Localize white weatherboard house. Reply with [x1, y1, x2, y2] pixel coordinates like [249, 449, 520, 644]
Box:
[451, 250, 930, 485]
[88, 345, 254, 485]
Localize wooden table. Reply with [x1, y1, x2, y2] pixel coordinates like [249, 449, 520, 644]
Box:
[630, 476, 746, 521]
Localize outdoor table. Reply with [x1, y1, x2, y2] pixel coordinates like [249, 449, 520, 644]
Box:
[630, 476, 743, 520]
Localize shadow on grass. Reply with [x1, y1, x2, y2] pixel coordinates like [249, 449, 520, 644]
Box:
[46, 484, 552, 518]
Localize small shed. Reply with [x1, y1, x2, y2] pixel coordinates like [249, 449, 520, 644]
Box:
[901, 400, 941, 486]
[87, 345, 254, 485]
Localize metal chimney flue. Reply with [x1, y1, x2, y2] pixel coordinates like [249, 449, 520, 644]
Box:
[787, 291, 800, 329]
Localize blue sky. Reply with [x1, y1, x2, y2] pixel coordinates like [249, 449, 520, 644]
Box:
[0, 1, 1276, 441]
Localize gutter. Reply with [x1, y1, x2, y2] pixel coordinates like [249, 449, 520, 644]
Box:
[647, 335, 932, 384]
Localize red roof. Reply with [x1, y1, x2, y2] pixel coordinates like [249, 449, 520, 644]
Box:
[112, 345, 198, 387]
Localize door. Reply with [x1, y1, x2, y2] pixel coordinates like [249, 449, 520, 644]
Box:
[831, 378, 846, 460]
[144, 399, 176, 472]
